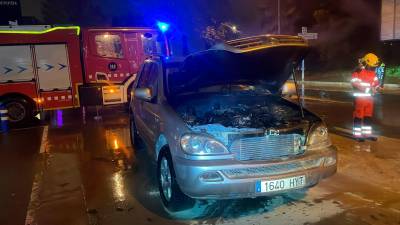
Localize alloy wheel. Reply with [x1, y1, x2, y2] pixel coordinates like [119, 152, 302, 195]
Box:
[160, 157, 172, 202]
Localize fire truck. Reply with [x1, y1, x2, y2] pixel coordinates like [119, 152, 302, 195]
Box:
[0, 25, 165, 125]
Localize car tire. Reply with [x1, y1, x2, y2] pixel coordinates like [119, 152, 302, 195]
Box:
[129, 116, 141, 147]
[157, 149, 194, 212]
[3, 97, 33, 126]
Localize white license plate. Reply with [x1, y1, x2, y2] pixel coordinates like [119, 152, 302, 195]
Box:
[256, 175, 306, 193]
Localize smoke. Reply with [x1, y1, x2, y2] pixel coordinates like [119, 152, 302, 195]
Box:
[311, 0, 380, 68]
[217, 0, 381, 69]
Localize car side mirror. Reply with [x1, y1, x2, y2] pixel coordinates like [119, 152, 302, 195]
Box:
[134, 88, 153, 102]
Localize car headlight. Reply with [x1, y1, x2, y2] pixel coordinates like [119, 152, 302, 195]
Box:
[180, 134, 229, 155]
[307, 124, 331, 150]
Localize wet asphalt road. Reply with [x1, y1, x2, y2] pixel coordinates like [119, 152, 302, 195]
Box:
[0, 92, 400, 225]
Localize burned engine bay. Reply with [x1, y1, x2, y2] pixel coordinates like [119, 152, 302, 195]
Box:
[175, 94, 312, 129]
[175, 94, 319, 146]
[172, 94, 317, 147]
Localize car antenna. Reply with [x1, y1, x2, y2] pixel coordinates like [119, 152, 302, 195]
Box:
[292, 64, 305, 118]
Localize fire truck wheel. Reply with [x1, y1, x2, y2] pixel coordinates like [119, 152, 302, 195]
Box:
[4, 97, 33, 125]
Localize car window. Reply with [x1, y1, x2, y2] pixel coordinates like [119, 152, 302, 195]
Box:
[95, 33, 124, 58]
[137, 62, 159, 95]
[137, 63, 151, 88]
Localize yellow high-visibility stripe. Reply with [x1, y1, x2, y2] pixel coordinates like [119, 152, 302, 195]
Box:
[0, 26, 80, 35]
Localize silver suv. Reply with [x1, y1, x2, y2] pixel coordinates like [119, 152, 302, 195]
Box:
[129, 35, 337, 211]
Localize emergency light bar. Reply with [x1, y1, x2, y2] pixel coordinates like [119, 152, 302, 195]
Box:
[157, 21, 170, 33]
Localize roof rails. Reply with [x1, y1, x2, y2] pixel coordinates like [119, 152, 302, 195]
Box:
[226, 34, 308, 52]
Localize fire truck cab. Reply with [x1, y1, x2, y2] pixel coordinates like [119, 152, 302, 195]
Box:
[0, 25, 162, 125]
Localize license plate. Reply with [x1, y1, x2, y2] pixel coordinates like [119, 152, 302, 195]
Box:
[255, 175, 306, 193]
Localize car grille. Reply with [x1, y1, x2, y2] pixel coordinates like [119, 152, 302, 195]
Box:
[222, 158, 324, 179]
[229, 134, 305, 161]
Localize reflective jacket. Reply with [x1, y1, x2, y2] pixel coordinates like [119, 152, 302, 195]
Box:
[351, 69, 379, 97]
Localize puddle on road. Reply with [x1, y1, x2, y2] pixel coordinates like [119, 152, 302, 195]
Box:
[353, 143, 372, 153]
[173, 193, 344, 225]
[105, 127, 135, 171]
[43, 111, 345, 225]
[35, 108, 400, 225]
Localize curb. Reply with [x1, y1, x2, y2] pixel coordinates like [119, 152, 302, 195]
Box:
[302, 81, 400, 90]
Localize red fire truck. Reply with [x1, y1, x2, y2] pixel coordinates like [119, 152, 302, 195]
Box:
[0, 25, 164, 125]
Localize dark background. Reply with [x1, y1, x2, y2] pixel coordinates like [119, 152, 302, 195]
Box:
[1, 0, 399, 75]
[0, 0, 21, 24]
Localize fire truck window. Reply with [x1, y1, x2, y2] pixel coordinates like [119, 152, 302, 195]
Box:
[95, 34, 124, 58]
[137, 63, 158, 95]
[142, 33, 158, 55]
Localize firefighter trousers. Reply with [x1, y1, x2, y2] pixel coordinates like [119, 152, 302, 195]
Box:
[353, 96, 374, 137]
[353, 96, 374, 118]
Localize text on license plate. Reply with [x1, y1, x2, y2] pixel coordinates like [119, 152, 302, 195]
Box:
[256, 175, 306, 193]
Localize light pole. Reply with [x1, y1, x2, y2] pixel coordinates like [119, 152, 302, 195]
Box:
[156, 21, 171, 57]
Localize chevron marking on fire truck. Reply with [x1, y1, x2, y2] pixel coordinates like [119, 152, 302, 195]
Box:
[58, 63, 67, 70]
[3, 66, 12, 74]
[44, 64, 54, 71]
[17, 66, 27, 73]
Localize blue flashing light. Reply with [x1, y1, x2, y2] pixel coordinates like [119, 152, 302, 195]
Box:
[157, 21, 170, 33]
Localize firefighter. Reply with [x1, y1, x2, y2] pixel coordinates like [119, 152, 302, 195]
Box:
[351, 53, 380, 141]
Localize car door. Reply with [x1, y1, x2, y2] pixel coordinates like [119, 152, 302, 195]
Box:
[133, 61, 160, 149]
[141, 63, 161, 152]
[133, 62, 152, 143]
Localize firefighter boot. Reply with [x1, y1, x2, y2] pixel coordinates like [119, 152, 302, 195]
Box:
[363, 117, 377, 141]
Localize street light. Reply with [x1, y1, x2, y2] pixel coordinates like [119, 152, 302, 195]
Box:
[231, 25, 238, 33]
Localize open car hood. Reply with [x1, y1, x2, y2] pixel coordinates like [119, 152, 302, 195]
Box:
[171, 44, 309, 94]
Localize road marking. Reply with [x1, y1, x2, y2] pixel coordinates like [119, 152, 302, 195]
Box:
[25, 126, 49, 225]
[39, 126, 49, 153]
[343, 192, 384, 206]
[24, 169, 43, 225]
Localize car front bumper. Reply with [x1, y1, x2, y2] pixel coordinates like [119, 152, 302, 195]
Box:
[174, 146, 337, 199]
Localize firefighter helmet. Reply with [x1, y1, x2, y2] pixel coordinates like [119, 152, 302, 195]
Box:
[360, 53, 379, 67]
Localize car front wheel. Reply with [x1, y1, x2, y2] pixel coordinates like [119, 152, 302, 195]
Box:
[157, 149, 193, 212]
